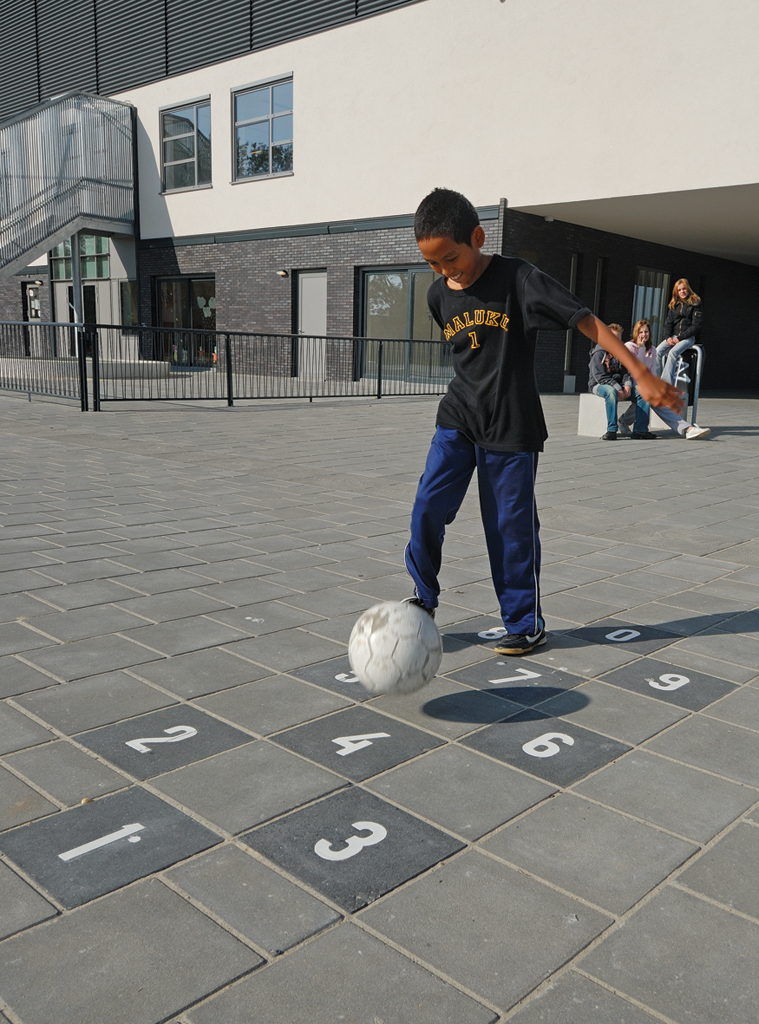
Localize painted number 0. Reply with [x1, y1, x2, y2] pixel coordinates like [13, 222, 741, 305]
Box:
[605, 629, 641, 642]
[314, 821, 387, 861]
[648, 673, 690, 691]
[522, 732, 575, 758]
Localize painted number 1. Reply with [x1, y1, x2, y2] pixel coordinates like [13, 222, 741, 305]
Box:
[59, 823, 145, 862]
[314, 821, 387, 861]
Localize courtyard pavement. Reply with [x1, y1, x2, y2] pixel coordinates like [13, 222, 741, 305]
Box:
[0, 388, 759, 1024]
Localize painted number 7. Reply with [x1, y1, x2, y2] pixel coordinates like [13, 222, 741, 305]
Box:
[489, 667, 542, 684]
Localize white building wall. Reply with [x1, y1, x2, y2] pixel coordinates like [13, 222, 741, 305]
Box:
[114, 0, 758, 240]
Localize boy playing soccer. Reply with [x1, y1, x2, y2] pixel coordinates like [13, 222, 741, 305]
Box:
[404, 188, 683, 654]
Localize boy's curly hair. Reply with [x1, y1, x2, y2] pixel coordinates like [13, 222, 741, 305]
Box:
[414, 188, 480, 244]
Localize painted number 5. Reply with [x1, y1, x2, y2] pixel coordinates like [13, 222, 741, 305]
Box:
[522, 732, 574, 758]
[314, 821, 387, 861]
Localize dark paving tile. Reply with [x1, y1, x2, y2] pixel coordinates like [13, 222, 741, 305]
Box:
[6, 741, 127, 805]
[446, 657, 586, 705]
[461, 709, 631, 786]
[582, 887, 759, 1024]
[679, 823, 759, 917]
[0, 702, 54, 754]
[574, 751, 756, 843]
[272, 705, 443, 781]
[645, 715, 759, 786]
[441, 614, 506, 648]
[600, 656, 737, 710]
[507, 971, 662, 1023]
[77, 705, 252, 780]
[0, 786, 222, 909]
[538, 680, 687, 745]
[361, 849, 611, 1011]
[243, 786, 463, 912]
[377, 676, 519, 737]
[22, 634, 163, 681]
[568, 619, 681, 655]
[483, 794, 697, 914]
[186, 922, 497, 1024]
[0, 765, 60, 830]
[152, 741, 345, 834]
[0, 879, 261, 1024]
[166, 844, 340, 954]
[14, 672, 177, 733]
[288, 655, 375, 701]
[367, 744, 555, 838]
[0, 859, 57, 940]
[0, 655, 57, 698]
[196, 675, 351, 735]
[132, 647, 271, 698]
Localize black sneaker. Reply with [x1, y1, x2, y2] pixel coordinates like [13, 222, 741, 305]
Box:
[601, 431, 618, 440]
[402, 596, 435, 619]
[631, 430, 658, 439]
[492, 617, 547, 656]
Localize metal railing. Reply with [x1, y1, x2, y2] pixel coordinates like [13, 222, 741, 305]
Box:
[0, 93, 134, 276]
[0, 321, 454, 409]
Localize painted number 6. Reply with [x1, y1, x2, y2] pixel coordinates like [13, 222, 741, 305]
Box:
[314, 821, 387, 861]
[522, 732, 575, 758]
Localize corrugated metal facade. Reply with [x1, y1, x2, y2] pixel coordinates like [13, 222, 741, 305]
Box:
[0, 0, 426, 123]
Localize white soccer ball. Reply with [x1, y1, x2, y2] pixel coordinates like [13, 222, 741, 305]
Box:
[348, 601, 443, 695]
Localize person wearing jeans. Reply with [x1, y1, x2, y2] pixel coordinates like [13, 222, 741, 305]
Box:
[656, 278, 703, 383]
[588, 340, 649, 439]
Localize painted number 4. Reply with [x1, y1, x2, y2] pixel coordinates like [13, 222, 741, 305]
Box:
[314, 822, 387, 861]
[331, 733, 390, 756]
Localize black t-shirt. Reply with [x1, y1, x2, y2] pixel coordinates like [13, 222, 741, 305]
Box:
[428, 254, 592, 452]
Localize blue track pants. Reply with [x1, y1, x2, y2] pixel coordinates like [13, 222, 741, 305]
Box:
[405, 426, 541, 635]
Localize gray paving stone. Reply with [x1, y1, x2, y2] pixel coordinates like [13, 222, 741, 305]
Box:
[14, 672, 176, 733]
[29, 578, 138, 610]
[0, 858, 57, 940]
[205, 599, 325, 635]
[131, 647, 271, 698]
[20, 605, 150, 642]
[375, 675, 518, 737]
[186, 922, 497, 1024]
[0, 655, 57, 698]
[152, 741, 345, 834]
[538, 680, 687, 744]
[77, 705, 253, 779]
[34, 558, 139, 583]
[530, 639, 640, 677]
[111, 590, 232, 622]
[0, 879, 261, 1024]
[194, 577, 298, 606]
[507, 971, 662, 1023]
[22, 633, 163, 681]
[243, 786, 463, 912]
[196, 675, 352, 735]
[0, 621, 59, 657]
[703, 686, 759, 729]
[446, 657, 586, 705]
[568, 620, 681, 655]
[120, 615, 249, 657]
[0, 765, 58, 829]
[483, 794, 697, 914]
[0, 593, 54, 623]
[223, 628, 345, 671]
[5, 740, 127, 805]
[367, 743, 555, 838]
[574, 750, 756, 842]
[645, 715, 759, 786]
[273, 705, 443, 781]
[361, 849, 611, 1011]
[109, 567, 214, 595]
[166, 843, 340, 953]
[0, 702, 54, 754]
[0, 569, 62, 594]
[289, 653, 393, 701]
[281, 586, 373, 618]
[582, 886, 759, 1024]
[679, 823, 759, 917]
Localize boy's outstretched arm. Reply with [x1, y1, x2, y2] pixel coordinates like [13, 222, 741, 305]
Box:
[577, 314, 685, 414]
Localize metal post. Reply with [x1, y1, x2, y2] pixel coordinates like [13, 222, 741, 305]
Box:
[691, 344, 704, 424]
[377, 340, 383, 399]
[563, 252, 579, 393]
[69, 231, 88, 411]
[91, 328, 101, 411]
[225, 334, 234, 406]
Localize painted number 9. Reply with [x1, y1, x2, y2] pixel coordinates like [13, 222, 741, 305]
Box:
[648, 673, 689, 691]
[314, 821, 387, 861]
[522, 732, 575, 758]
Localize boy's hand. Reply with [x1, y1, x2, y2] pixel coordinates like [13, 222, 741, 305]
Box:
[635, 368, 685, 414]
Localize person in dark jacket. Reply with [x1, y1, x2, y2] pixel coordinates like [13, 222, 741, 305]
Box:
[656, 278, 703, 384]
[588, 336, 651, 440]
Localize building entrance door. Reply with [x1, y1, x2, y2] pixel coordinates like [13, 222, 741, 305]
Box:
[296, 270, 327, 380]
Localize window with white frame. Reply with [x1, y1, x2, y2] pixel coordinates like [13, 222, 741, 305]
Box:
[161, 101, 211, 192]
[234, 78, 293, 181]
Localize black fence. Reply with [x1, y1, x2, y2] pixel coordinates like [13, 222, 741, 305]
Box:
[0, 321, 454, 410]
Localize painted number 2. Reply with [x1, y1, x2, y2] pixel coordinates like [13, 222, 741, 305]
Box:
[522, 732, 574, 758]
[314, 821, 387, 861]
[647, 673, 690, 691]
[125, 726, 197, 753]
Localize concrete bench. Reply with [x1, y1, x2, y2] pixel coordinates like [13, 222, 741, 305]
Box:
[577, 392, 656, 436]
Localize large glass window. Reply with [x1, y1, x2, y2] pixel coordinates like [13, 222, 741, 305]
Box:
[162, 101, 211, 192]
[631, 267, 670, 345]
[120, 280, 139, 330]
[234, 79, 293, 180]
[50, 235, 109, 280]
[157, 277, 216, 365]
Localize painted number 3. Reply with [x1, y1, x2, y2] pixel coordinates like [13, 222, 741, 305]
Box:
[314, 821, 387, 861]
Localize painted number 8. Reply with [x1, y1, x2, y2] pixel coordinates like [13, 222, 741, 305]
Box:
[314, 821, 387, 861]
[522, 732, 575, 758]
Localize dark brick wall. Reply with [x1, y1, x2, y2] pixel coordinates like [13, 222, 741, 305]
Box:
[502, 209, 759, 392]
[0, 274, 52, 323]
